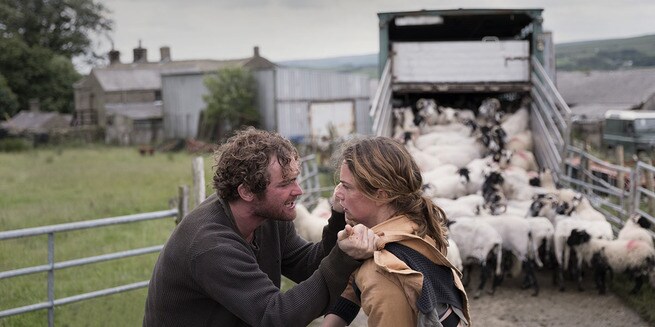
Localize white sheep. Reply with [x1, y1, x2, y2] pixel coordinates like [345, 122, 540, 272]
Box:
[505, 130, 534, 152]
[421, 169, 469, 200]
[567, 229, 655, 294]
[476, 213, 540, 296]
[526, 217, 555, 268]
[617, 213, 654, 248]
[553, 217, 613, 291]
[310, 197, 332, 220]
[447, 237, 464, 272]
[501, 107, 529, 138]
[448, 217, 503, 298]
[293, 203, 328, 243]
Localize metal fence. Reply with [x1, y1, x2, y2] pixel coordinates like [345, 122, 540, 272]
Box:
[0, 155, 325, 326]
[559, 146, 655, 235]
[0, 210, 178, 326]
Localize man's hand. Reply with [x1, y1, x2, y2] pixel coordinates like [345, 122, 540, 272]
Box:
[337, 224, 378, 260]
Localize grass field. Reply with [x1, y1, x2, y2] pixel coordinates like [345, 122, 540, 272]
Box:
[0, 145, 214, 326]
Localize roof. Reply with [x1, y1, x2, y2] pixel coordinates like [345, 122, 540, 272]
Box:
[91, 57, 276, 91]
[105, 102, 163, 120]
[1, 111, 72, 133]
[557, 68, 655, 106]
[556, 68, 655, 121]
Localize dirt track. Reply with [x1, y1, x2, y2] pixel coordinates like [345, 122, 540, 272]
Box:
[311, 269, 650, 326]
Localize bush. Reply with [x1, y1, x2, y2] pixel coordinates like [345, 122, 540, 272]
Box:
[0, 138, 32, 152]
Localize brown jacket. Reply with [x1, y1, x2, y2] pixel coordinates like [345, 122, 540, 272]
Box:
[341, 215, 471, 327]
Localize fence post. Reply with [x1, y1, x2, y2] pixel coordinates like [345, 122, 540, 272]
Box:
[47, 233, 55, 327]
[645, 158, 655, 215]
[616, 145, 625, 191]
[176, 186, 189, 225]
[192, 157, 206, 208]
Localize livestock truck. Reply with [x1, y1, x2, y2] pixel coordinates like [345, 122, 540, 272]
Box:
[370, 8, 572, 181]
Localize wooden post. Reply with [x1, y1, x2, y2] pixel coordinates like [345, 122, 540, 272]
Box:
[616, 145, 625, 192]
[645, 158, 655, 215]
[192, 156, 206, 208]
[177, 185, 189, 225]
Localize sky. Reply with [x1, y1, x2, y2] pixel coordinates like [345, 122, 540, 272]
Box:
[87, 0, 655, 70]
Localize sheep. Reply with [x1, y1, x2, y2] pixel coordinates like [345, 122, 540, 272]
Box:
[553, 217, 613, 291]
[421, 168, 470, 199]
[567, 229, 655, 294]
[528, 193, 560, 224]
[496, 149, 539, 173]
[617, 213, 654, 248]
[505, 130, 534, 152]
[403, 135, 443, 172]
[476, 214, 540, 296]
[414, 129, 477, 150]
[501, 107, 529, 138]
[477, 98, 501, 125]
[293, 203, 328, 243]
[310, 197, 332, 220]
[526, 217, 555, 269]
[447, 218, 503, 298]
[447, 237, 464, 272]
[432, 194, 483, 219]
[556, 193, 607, 222]
[416, 98, 448, 126]
[392, 107, 420, 142]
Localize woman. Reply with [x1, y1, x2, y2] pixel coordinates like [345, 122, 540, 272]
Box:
[323, 136, 470, 327]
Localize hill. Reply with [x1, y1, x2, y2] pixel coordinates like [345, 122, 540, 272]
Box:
[556, 34, 655, 71]
[279, 34, 655, 77]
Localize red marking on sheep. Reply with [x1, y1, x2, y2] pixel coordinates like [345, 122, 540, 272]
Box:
[626, 239, 639, 251]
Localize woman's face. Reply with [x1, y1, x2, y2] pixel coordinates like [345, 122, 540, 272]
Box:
[334, 161, 380, 228]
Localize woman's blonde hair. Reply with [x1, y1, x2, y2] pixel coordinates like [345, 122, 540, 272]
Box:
[337, 136, 448, 252]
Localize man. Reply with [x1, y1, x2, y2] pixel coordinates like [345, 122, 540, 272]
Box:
[143, 127, 377, 326]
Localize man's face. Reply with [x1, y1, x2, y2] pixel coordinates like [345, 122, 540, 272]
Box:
[253, 156, 303, 221]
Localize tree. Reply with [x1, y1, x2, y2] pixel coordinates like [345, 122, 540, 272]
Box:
[0, 73, 19, 119]
[0, 0, 110, 116]
[0, 0, 113, 60]
[203, 67, 259, 140]
[0, 36, 80, 115]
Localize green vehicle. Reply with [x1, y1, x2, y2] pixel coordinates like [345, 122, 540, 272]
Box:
[603, 110, 655, 154]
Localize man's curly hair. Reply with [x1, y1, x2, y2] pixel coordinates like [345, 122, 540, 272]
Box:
[213, 127, 299, 201]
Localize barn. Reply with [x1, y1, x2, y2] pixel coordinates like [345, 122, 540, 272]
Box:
[161, 64, 375, 142]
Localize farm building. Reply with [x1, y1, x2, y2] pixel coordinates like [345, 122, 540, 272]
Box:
[73, 44, 274, 145]
[0, 100, 72, 139]
[556, 67, 655, 146]
[557, 67, 655, 121]
[162, 66, 374, 142]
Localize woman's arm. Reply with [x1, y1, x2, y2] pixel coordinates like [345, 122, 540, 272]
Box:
[321, 314, 348, 327]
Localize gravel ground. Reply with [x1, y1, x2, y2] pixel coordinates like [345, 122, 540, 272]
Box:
[310, 269, 651, 326]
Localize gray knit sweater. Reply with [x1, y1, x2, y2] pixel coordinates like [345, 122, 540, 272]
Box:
[143, 193, 360, 327]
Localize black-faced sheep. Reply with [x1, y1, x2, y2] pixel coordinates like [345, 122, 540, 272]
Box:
[567, 229, 655, 294]
[617, 213, 654, 248]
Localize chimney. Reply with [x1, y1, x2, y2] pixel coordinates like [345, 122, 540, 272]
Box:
[108, 49, 121, 65]
[133, 40, 148, 63]
[29, 98, 40, 112]
[253, 46, 260, 57]
[160, 46, 171, 62]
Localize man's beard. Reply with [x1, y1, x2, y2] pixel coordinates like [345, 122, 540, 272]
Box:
[253, 194, 296, 222]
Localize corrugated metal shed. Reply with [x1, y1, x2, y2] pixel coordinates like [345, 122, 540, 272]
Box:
[273, 67, 372, 140]
[161, 67, 373, 139]
[557, 68, 655, 120]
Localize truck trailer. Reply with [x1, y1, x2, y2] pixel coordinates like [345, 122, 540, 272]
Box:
[370, 8, 571, 180]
